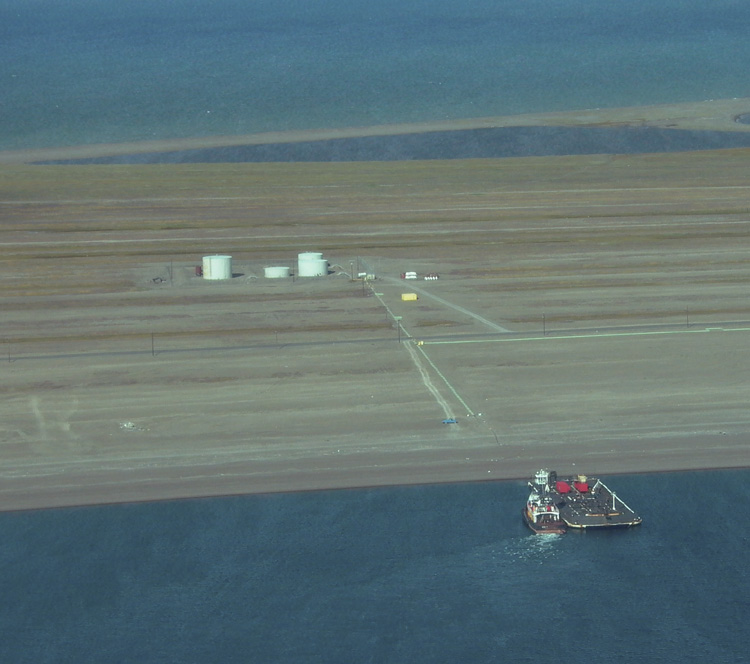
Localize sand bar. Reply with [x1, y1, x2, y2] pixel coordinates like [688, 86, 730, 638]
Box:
[3, 97, 750, 164]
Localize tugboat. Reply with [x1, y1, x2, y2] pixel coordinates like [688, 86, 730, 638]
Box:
[526, 470, 642, 530]
[522, 469, 567, 534]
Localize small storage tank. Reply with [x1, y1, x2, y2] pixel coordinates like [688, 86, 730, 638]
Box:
[202, 254, 232, 280]
[264, 266, 291, 279]
[297, 251, 328, 277]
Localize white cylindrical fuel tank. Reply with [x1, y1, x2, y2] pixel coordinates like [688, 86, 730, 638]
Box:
[202, 254, 232, 280]
[264, 266, 291, 278]
[298, 252, 323, 261]
[297, 252, 328, 277]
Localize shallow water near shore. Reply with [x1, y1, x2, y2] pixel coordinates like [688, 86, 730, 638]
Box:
[2, 469, 749, 662]
[3, 0, 750, 149]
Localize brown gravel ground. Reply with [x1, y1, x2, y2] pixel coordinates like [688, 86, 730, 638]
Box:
[2, 105, 750, 510]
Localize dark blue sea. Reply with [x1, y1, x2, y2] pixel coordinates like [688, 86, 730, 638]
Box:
[2, 0, 750, 149]
[2, 470, 749, 663]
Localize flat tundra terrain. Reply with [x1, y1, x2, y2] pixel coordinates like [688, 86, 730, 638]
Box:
[2, 148, 750, 510]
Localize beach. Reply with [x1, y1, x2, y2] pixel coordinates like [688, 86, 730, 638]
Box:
[3, 96, 750, 164]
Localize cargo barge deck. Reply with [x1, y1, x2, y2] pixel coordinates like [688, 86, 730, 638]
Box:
[524, 469, 642, 532]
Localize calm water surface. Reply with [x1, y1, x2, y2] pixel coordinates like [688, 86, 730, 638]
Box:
[1, 470, 749, 662]
[2, 0, 750, 149]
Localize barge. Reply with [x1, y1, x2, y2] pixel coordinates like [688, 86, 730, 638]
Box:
[525, 469, 642, 532]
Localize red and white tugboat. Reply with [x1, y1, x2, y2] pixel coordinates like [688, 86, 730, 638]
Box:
[522, 469, 567, 534]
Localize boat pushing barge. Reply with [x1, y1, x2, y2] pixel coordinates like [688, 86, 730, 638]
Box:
[523, 469, 567, 534]
[524, 469, 642, 533]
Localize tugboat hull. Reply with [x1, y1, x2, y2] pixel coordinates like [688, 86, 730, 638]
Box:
[522, 508, 566, 535]
[522, 469, 567, 535]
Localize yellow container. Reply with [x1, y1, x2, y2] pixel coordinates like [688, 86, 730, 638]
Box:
[401, 293, 418, 301]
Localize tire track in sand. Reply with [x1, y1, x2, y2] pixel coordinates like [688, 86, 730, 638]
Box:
[370, 288, 475, 420]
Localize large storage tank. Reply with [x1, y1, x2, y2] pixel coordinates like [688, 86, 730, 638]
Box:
[202, 254, 232, 280]
[297, 251, 328, 277]
[264, 266, 291, 279]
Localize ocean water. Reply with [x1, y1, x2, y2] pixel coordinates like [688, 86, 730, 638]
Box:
[2, 470, 749, 663]
[2, 0, 750, 149]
